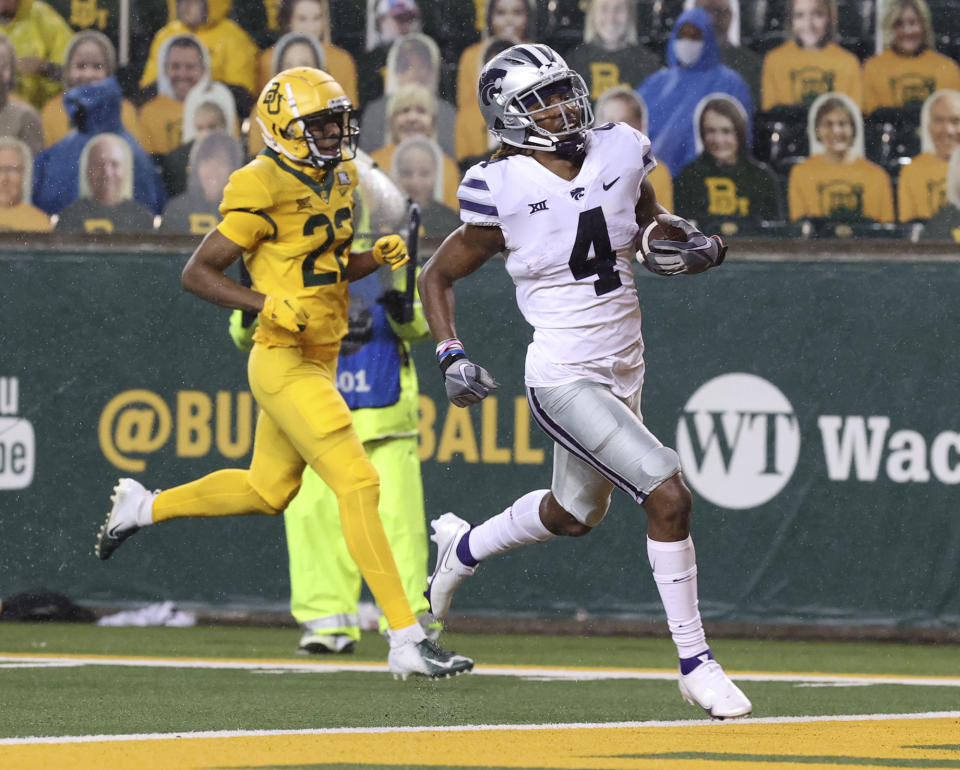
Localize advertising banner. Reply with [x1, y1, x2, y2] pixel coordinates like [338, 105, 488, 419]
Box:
[2, 250, 958, 628]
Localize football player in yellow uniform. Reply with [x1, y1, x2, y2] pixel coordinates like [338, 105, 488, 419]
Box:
[94, 67, 473, 680]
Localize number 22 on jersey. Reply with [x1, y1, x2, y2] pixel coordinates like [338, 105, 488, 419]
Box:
[302, 206, 353, 287]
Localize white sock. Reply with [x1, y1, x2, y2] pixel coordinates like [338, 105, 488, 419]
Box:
[389, 621, 427, 646]
[466, 489, 554, 561]
[138, 490, 159, 527]
[647, 536, 707, 659]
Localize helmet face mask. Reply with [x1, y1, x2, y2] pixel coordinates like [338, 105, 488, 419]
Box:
[514, 72, 593, 149]
[290, 106, 360, 169]
[478, 44, 594, 153]
[257, 67, 359, 170]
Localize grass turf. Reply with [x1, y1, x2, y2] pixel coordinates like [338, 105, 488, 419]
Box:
[0, 624, 958, 739]
[2, 622, 958, 674]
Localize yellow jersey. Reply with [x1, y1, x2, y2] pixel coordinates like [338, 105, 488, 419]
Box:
[787, 154, 894, 223]
[218, 148, 357, 354]
[761, 41, 863, 110]
[863, 48, 960, 115]
[897, 152, 948, 222]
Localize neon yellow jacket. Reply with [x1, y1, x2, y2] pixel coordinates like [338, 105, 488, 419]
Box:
[0, 0, 72, 108]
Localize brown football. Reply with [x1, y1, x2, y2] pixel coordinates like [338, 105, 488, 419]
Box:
[636, 219, 688, 263]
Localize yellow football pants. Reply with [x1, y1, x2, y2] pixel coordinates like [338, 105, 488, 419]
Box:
[285, 435, 430, 638]
[152, 344, 417, 631]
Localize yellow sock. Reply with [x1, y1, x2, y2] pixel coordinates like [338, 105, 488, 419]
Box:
[337, 484, 417, 631]
[153, 469, 279, 522]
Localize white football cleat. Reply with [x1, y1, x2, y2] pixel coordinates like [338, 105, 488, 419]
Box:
[387, 637, 474, 680]
[678, 653, 752, 720]
[296, 631, 356, 655]
[423, 513, 476, 620]
[94, 478, 157, 560]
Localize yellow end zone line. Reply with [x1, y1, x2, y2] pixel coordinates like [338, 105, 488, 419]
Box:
[1, 652, 959, 687]
[2, 711, 959, 746]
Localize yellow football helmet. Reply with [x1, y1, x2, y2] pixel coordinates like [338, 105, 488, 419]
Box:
[255, 66, 359, 170]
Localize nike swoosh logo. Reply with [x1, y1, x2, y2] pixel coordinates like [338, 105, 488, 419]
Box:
[436, 533, 459, 575]
[602, 177, 620, 191]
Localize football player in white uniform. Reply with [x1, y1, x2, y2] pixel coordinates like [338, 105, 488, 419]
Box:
[417, 43, 751, 719]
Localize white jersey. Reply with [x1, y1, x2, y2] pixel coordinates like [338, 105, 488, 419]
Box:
[458, 122, 657, 391]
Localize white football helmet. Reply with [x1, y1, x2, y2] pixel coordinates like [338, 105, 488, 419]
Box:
[477, 44, 594, 154]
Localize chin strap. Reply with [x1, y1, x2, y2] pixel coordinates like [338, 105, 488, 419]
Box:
[524, 131, 586, 158]
[554, 134, 586, 158]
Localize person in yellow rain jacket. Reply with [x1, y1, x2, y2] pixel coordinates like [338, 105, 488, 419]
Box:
[140, 0, 257, 101]
[0, 0, 72, 108]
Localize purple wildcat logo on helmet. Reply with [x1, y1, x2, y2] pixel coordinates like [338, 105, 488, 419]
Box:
[478, 67, 507, 107]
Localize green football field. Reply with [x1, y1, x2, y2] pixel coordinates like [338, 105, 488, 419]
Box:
[1, 623, 959, 769]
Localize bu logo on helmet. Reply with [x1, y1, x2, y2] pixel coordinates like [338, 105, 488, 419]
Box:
[263, 81, 283, 114]
[478, 67, 507, 107]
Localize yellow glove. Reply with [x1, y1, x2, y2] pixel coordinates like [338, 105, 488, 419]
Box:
[261, 296, 308, 333]
[372, 234, 410, 271]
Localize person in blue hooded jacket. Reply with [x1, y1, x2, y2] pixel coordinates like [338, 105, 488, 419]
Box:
[637, 6, 752, 176]
[31, 76, 166, 216]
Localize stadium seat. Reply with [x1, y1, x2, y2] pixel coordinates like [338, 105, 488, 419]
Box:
[801, 217, 908, 239]
[927, 0, 960, 52]
[539, 0, 585, 51]
[636, 0, 661, 48]
[836, 0, 873, 60]
[703, 217, 791, 238]
[753, 105, 809, 173]
[863, 106, 922, 177]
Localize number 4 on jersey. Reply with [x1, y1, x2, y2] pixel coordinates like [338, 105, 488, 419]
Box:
[568, 207, 622, 296]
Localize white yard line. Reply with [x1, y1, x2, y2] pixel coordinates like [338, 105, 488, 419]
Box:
[1, 711, 959, 746]
[1, 654, 959, 688]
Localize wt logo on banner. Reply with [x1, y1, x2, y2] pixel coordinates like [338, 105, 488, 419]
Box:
[676, 373, 800, 509]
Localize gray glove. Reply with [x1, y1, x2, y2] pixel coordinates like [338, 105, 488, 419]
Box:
[440, 355, 500, 407]
[644, 214, 727, 276]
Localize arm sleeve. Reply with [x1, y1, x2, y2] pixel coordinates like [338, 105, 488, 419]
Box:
[862, 58, 882, 116]
[619, 123, 658, 201]
[385, 267, 431, 344]
[139, 30, 166, 88]
[760, 50, 777, 110]
[877, 168, 894, 224]
[216, 166, 276, 249]
[21, 107, 43, 156]
[897, 167, 918, 223]
[457, 167, 500, 227]
[787, 164, 806, 221]
[39, 4, 73, 64]
[838, 51, 864, 109]
[765, 165, 786, 221]
[222, 23, 258, 95]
